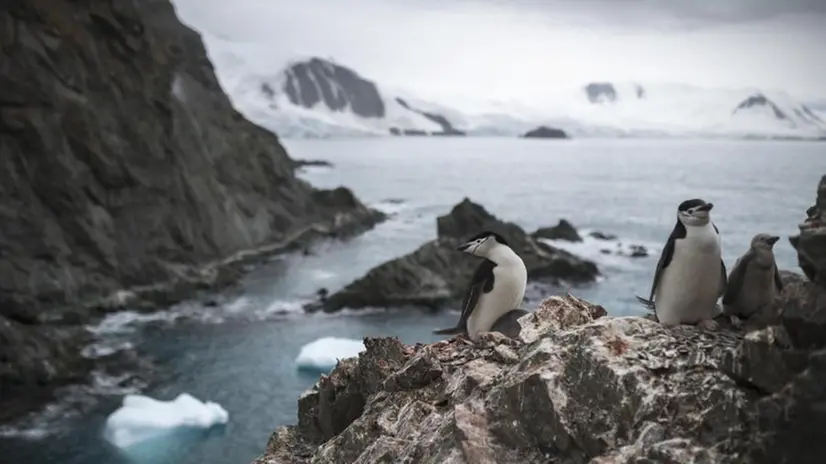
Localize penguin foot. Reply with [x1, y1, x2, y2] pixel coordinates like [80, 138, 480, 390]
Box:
[696, 319, 719, 331]
[729, 315, 743, 329]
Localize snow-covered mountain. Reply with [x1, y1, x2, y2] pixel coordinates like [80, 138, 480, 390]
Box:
[219, 56, 826, 140]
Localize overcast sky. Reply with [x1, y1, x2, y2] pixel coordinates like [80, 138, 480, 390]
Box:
[172, 0, 826, 102]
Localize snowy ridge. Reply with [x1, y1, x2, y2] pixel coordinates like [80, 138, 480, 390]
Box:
[210, 51, 826, 140]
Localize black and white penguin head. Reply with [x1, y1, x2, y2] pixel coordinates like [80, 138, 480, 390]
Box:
[751, 233, 780, 250]
[677, 198, 714, 227]
[456, 231, 510, 257]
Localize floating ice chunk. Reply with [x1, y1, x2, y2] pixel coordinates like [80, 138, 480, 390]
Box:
[295, 337, 365, 372]
[104, 393, 229, 448]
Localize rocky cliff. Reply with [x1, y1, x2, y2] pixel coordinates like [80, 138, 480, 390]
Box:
[256, 176, 826, 463]
[0, 0, 381, 413]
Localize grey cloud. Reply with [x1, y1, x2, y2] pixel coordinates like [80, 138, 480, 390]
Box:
[470, 0, 826, 24]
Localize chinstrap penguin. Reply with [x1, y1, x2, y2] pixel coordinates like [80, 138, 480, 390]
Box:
[433, 231, 528, 341]
[722, 233, 784, 326]
[636, 198, 727, 330]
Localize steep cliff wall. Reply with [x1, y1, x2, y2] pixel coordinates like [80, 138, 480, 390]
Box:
[0, 0, 380, 405]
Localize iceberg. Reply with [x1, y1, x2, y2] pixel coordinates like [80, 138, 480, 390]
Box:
[104, 393, 229, 449]
[295, 337, 365, 373]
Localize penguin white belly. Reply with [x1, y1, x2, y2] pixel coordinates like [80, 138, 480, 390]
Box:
[467, 264, 527, 341]
[655, 230, 722, 325]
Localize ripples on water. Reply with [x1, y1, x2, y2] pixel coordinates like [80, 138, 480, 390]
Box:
[3, 138, 823, 464]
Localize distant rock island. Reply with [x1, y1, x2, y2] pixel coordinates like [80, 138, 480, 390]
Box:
[522, 126, 570, 139]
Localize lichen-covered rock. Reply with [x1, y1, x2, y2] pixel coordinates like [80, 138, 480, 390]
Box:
[318, 199, 599, 312]
[259, 273, 826, 464]
[256, 295, 775, 463]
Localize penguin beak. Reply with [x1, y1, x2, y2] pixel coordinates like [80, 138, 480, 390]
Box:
[456, 241, 472, 252]
[767, 236, 780, 245]
[696, 202, 713, 212]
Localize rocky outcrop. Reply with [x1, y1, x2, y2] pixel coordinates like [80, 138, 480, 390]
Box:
[532, 220, 582, 242]
[0, 0, 382, 413]
[260, 281, 826, 463]
[733, 93, 789, 120]
[790, 174, 826, 286]
[316, 199, 599, 312]
[522, 126, 569, 139]
[394, 98, 465, 136]
[257, 287, 826, 463]
[255, 175, 826, 464]
[282, 58, 385, 118]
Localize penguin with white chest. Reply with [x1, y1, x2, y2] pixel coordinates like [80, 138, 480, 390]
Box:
[636, 199, 728, 330]
[433, 231, 528, 341]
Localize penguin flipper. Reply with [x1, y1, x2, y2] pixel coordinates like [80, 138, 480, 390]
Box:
[433, 325, 464, 335]
[635, 295, 655, 310]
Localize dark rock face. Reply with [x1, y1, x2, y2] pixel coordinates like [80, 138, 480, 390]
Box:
[394, 98, 465, 136]
[585, 82, 618, 104]
[522, 126, 569, 139]
[318, 199, 599, 312]
[733, 93, 789, 120]
[282, 58, 385, 118]
[0, 0, 382, 411]
[790, 174, 826, 286]
[532, 219, 582, 242]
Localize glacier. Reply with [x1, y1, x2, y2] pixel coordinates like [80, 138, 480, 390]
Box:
[199, 38, 825, 140]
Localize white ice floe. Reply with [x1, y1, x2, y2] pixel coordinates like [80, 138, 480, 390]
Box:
[294, 336, 365, 372]
[103, 393, 229, 449]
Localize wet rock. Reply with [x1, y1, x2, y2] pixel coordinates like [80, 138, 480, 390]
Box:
[628, 245, 649, 258]
[532, 219, 582, 242]
[522, 126, 570, 139]
[590, 231, 618, 241]
[0, 0, 383, 416]
[320, 199, 599, 312]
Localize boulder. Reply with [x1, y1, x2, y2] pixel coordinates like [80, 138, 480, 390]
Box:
[318, 199, 599, 312]
[256, 291, 826, 463]
[531, 219, 582, 242]
[522, 126, 570, 139]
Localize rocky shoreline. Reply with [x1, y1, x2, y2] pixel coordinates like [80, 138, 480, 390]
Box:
[309, 198, 600, 313]
[255, 176, 826, 463]
[0, 0, 384, 424]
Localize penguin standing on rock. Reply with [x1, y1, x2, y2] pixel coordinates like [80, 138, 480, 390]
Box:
[722, 233, 784, 327]
[433, 231, 528, 341]
[636, 199, 727, 330]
